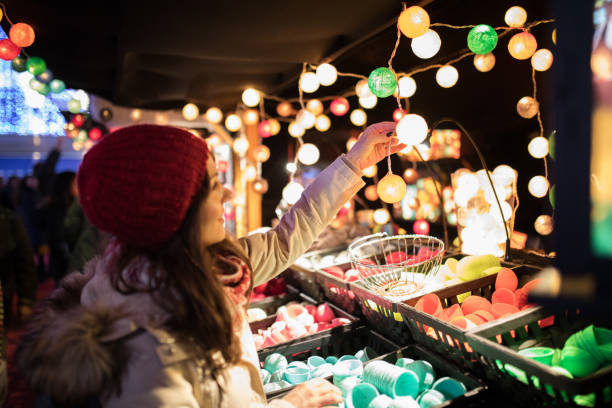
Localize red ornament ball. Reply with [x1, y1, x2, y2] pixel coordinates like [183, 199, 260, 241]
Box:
[71, 114, 85, 128]
[393, 108, 405, 122]
[89, 127, 102, 141]
[257, 120, 273, 138]
[413, 219, 430, 235]
[9, 23, 35, 48]
[330, 97, 349, 116]
[0, 39, 20, 61]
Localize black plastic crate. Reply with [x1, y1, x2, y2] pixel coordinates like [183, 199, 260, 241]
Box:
[466, 308, 612, 407]
[281, 264, 325, 303]
[397, 262, 543, 374]
[248, 284, 301, 319]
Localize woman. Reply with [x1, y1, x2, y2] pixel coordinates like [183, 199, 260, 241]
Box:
[17, 123, 404, 407]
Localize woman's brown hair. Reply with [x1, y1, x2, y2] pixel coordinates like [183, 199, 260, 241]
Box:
[109, 169, 253, 382]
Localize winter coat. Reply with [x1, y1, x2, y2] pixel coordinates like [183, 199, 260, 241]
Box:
[64, 200, 100, 274]
[17, 155, 365, 407]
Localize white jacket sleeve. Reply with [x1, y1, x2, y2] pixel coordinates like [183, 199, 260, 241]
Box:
[239, 155, 364, 287]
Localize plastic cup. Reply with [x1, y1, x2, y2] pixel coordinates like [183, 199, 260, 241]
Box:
[336, 375, 361, 398]
[403, 360, 435, 393]
[307, 355, 327, 370]
[348, 383, 379, 408]
[363, 360, 419, 398]
[518, 347, 555, 366]
[312, 363, 334, 378]
[552, 348, 563, 366]
[264, 353, 288, 373]
[416, 389, 446, 408]
[263, 382, 283, 393]
[367, 394, 393, 408]
[431, 377, 467, 399]
[269, 370, 285, 383]
[503, 363, 528, 384]
[560, 346, 601, 377]
[395, 357, 414, 369]
[339, 354, 360, 362]
[582, 325, 612, 364]
[260, 369, 271, 384]
[284, 365, 310, 385]
[326, 356, 339, 365]
[355, 346, 378, 362]
[388, 396, 419, 407]
[333, 359, 364, 383]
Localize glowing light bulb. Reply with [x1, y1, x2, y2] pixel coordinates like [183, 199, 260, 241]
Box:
[505, 6, 527, 27]
[269, 119, 281, 135]
[254, 144, 271, 162]
[365, 185, 378, 201]
[355, 79, 373, 98]
[373, 208, 391, 225]
[258, 120, 273, 138]
[368, 67, 397, 98]
[283, 181, 304, 205]
[306, 99, 324, 115]
[534, 215, 553, 235]
[456, 173, 479, 197]
[243, 109, 259, 125]
[299, 72, 319, 93]
[130, 109, 142, 121]
[508, 32, 538, 60]
[242, 88, 260, 107]
[288, 121, 305, 137]
[397, 76, 417, 98]
[315, 114, 331, 132]
[225, 113, 242, 131]
[473, 53, 496, 72]
[393, 108, 405, 122]
[528, 175, 549, 198]
[436, 65, 459, 88]
[245, 165, 257, 181]
[182, 103, 199, 121]
[346, 137, 358, 151]
[315, 63, 337, 86]
[253, 178, 269, 194]
[531, 49, 553, 71]
[413, 219, 430, 235]
[528, 137, 549, 158]
[467, 25, 498, 55]
[296, 109, 316, 129]
[277, 101, 294, 117]
[206, 107, 223, 124]
[377, 173, 407, 203]
[232, 137, 249, 156]
[359, 94, 378, 109]
[411, 29, 441, 59]
[330, 98, 349, 116]
[207, 134, 222, 148]
[398, 6, 430, 38]
[363, 165, 378, 178]
[286, 162, 297, 173]
[297, 143, 320, 165]
[396, 114, 428, 146]
[350, 109, 367, 126]
[516, 96, 539, 119]
[493, 165, 516, 186]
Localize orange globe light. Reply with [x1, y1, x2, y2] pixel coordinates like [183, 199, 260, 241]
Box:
[254, 144, 271, 162]
[9, 23, 35, 48]
[403, 168, 419, 184]
[413, 219, 430, 235]
[268, 118, 281, 135]
[377, 173, 407, 203]
[306, 99, 324, 115]
[364, 185, 378, 201]
[277, 101, 294, 117]
[398, 6, 430, 39]
[508, 31, 538, 60]
[243, 109, 259, 125]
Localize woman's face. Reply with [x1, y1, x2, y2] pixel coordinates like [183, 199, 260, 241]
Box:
[198, 156, 233, 247]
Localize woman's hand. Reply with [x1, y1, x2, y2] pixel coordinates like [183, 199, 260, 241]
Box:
[282, 378, 343, 408]
[345, 121, 407, 171]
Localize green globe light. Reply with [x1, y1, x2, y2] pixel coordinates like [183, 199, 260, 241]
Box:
[36, 83, 51, 96]
[11, 55, 27, 72]
[68, 99, 82, 114]
[26, 56, 46, 76]
[467, 25, 498, 55]
[368, 67, 397, 98]
[50, 79, 66, 93]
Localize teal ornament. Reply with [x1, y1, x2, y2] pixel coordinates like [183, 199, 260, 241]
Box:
[548, 130, 556, 160]
[26, 56, 47, 76]
[549, 185, 555, 209]
[11, 55, 27, 72]
[36, 69, 54, 84]
[67, 99, 82, 114]
[467, 25, 498, 54]
[36, 83, 51, 96]
[50, 79, 66, 93]
[368, 67, 397, 98]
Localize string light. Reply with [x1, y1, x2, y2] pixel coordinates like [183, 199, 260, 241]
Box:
[473, 53, 496, 72]
[245, 165, 257, 181]
[232, 137, 249, 156]
[355, 79, 373, 98]
[508, 32, 538, 60]
[393, 108, 405, 122]
[358, 94, 378, 109]
[398, 6, 430, 38]
[363, 165, 378, 178]
[283, 181, 305, 205]
[315, 114, 331, 131]
[396, 114, 428, 146]
[467, 24, 498, 55]
[243, 109, 259, 125]
[299, 72, 319, 93]
[268, 118, 281, 135]
[435, 65, 459, 88]
[205, 107, 223, 123]
[534, 215, 553, 235]
[413, 219, 430, 235]
[531, 49, 553, 71]
[253, 178, 269, 194]
[297, 143, 320, 165]
[306, 99, 324, 115]
[258, 120, 274, 138]
[373, 208, 391, 224]
[182, 103, 199, 121]
[254, 144, 271, 162]
[527, 136, 549, 158]
[365, 185, 378, 201]
[296, 108, 316, 129]
[411, 29, 441, 59]
[330, 97, 349, 116]
[397, 76, 417, 97]
[277, 101, 294, 117]
[315, 63, 337, 86]
[288, 121, 305, 137]
[516, 96, 539, 118]
[403, 168, 419, 184]
[286, 162, 297, 173]
[241, 88, 260, 107]
[377, 173, 407, 203]
[346, 137, 358, 151]
[505, 6, 527, 27]
[350, 109, 367, 126]
[368, 67, 397, 98]
[225, 113, 242, 131]
[528, 175, 549, 198]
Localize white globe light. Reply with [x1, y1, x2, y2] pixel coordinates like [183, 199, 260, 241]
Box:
[232, 137, 249, 156]
[355, 79, 373, 98]
[288, 121, 305, 137]
[528, 175, 550, 198]
[493, 165, 516, 186]
[505, 6, 527, 27]
[306, 99, 324, 115]
[528, 136, 549, 158]
[373, 208, 391, 225]
[297, 143, 320, 165]
[411, 29, 441, 59]
[283, 181, 305, 205]
[359, 94, 378, 109]
[296, 109, 316, 129]
[350, 109, 367, 126]
[316, 63, 337, 86]
[245, 165, 257, 181]
[534, 214, 554, 235]
[473, 53, 496, 72]
[299, 72, 320, 93]
[205, 107, 223, 124]
[182, 103, 199, 121]
[498, 201, 513, 221]
[436, 65, 459, 88]
[362, 165, 378, 178]
[286, 162, 297, 173]
[241, 88, 261, 107]
[315, 114, 331, 132]
[531, 49, 554, 72]
[225, 114, 242, 131]
[396, 114, 428, 146]
[456, 173, 479, 197]
[398, 76, 417, 97]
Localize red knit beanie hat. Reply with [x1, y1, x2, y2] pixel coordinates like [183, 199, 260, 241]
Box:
[78, 124, 209, 248]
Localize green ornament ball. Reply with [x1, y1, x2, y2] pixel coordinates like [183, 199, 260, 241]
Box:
[67, 99, 82, 114]
[549, 185, 555, 209]
[77, 129, 88, 142]
[368, 67, 397, 98]
[29, 77, 44, 92]
[548, 130, 556, 160]
[11, 56, 27, 72]
[26, 56, 46, 76]
[467, 24, 498, 55]
[50, 79, 66, 93]
[37, 83, 51, 96]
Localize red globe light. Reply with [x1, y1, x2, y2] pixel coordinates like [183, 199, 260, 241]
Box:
[71, 114, 85, 127]
[258, 120, 273, 138]
[413, 219, 430, 235]
[0, 39, 20, 61]
[393, 108, 405, 122]
[89, 127, 102, 141]
[330, 97, 349, 116]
